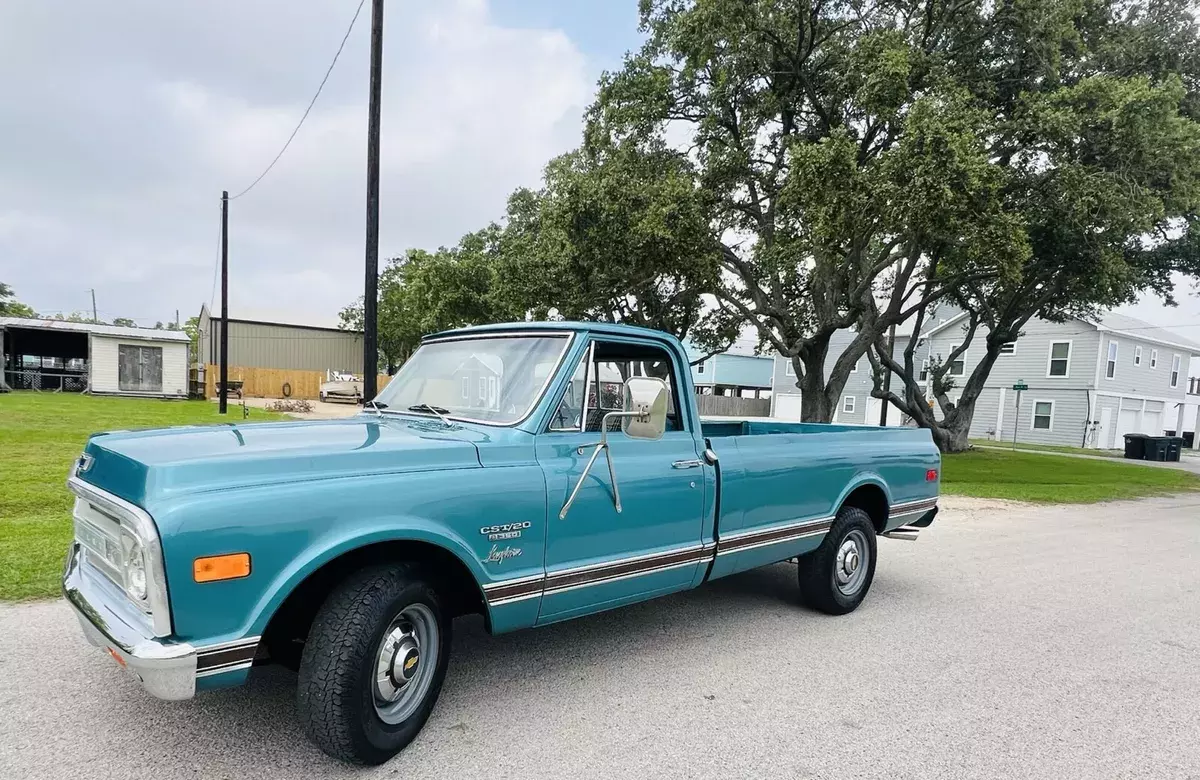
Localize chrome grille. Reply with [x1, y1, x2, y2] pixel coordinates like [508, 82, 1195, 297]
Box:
[71, 497, 136, 605]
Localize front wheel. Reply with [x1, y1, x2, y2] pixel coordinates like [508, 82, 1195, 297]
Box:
[296, 564, 450, 764]
[797, 506, 877, 615]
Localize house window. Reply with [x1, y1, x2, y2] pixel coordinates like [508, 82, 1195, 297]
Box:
[919, 359, 929, 382]
[1047, 341, 1071, 377]
[1106, 341, 1118, 379]
[1171, 354, 1182, 388]
[999, 341, 1016, 355]
[784, 360, 795, 376]
[842, 395, 856, 413]
[1134, 345, 1142, 366]
[117, 345, 163, 392]
[1032, 400, 1053, 430]
[947, 345, 964, 376]
[697, 360, 705, 374]
[1150, 349, 1158, 368]
[461, 376, 469, 400]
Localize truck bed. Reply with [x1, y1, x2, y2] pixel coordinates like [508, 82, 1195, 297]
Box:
[699, 416, 940, 580]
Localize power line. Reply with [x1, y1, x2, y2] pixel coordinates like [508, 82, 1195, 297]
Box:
[209, 200, 222, 309]
[227, 0, 367, 200]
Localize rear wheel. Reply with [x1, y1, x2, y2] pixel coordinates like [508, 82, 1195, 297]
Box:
[797, 506, 877, 615]
[296, 564, 450, 764]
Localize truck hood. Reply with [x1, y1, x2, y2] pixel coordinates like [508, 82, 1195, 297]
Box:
[76, 416, 483, 507]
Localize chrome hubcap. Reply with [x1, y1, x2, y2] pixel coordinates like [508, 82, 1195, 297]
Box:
[372, 604, 438, 724]
[834, 530, 869, 596]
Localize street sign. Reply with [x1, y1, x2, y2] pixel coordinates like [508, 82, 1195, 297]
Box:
[1012, 382, 1028, 391]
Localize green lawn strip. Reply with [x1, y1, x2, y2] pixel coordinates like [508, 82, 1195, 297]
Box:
[942, 448, 1200, 503]
[969, 439, 1124, 458]
[0, 393, 286, 601]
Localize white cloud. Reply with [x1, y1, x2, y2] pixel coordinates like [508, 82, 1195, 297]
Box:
[1, 0, 590, 324]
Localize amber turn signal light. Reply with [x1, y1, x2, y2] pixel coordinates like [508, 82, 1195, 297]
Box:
[194, 553, 251, 583]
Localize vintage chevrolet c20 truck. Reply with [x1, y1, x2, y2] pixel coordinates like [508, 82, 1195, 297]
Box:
[63, 321, 939, 763]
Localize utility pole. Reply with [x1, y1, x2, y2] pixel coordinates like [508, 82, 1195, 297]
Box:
[219, 190, 230, 415]
[175, 309, 180, 329]
[879, 323, 896, 425]
[90, 289, 98, 324]
[362, 0, 384, 401]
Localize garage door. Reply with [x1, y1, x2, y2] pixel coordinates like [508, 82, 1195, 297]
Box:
[1141, 402, 1164, 435]
[773, 393, 803, 421]
[1116, 407, 1140, 441]
[864, 397, 905, 426]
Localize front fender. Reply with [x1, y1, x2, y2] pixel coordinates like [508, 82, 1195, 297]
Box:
[242, 518, 491, 640]
[152, 465, 548, 645]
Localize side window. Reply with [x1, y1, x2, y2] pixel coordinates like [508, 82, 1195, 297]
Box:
[547, 340, 684, 433]
[549, 351, 590, 431]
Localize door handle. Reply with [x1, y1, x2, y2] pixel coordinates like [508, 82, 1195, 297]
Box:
[672, 459, 703, 469]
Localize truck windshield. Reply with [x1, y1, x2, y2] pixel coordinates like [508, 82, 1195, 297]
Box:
[372, 334, 571, 425]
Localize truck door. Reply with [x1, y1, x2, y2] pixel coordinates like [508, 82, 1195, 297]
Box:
[534, 337, 708, 624]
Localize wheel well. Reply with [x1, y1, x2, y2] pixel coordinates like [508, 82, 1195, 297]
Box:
[261, 540, 488, 658]
[841, 484, 888, 534]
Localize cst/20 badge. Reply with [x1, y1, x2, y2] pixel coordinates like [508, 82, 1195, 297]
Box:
[479, 521, 531, 541]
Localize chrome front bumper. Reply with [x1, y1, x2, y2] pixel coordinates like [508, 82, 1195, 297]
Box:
[63, 542, 198, 701]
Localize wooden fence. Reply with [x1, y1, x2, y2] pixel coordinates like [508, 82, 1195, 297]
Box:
[203, 365, 392, 401]
[695, 393, 771, 417]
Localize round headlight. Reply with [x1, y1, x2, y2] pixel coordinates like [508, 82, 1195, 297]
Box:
[125, 541, 148, 601]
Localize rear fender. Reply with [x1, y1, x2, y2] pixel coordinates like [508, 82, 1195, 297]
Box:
[834, 473, 893, 533]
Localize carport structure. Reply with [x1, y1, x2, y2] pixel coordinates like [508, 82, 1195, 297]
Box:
[0, 317, 190, 397]
[0, 319, 89, 392]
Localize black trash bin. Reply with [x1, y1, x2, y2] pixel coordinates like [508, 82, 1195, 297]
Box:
[1143, 436, 1167, 461]
[1123, 433, 1149, 459]
[1163, 436, 1184, 462]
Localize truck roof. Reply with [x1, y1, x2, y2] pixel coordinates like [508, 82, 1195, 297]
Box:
[426, 321, 685, 345]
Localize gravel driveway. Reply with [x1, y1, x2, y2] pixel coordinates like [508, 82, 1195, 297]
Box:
[3, 494, 1199, 779]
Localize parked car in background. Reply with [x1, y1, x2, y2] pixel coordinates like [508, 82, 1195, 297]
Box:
[319, 370, 362, 403]
[62, 322, 940, 765]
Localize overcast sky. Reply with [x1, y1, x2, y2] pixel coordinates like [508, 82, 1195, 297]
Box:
[1, 0, 1197, 358]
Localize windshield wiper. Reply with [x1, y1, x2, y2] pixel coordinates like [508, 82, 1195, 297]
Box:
[407, 403, 451, 426]
[363, 400, 388, 416]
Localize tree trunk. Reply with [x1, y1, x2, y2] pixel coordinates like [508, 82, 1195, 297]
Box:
[929, 413, 972, 453]
[797, 370, 836, 422]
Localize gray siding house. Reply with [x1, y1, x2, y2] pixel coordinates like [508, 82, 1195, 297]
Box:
[922, 312, 1199, 449]
[769, 330, 907, 425]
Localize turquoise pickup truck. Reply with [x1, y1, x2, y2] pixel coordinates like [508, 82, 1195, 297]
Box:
[63, 321, 939, 764]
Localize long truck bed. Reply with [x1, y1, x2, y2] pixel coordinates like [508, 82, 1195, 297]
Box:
[700, 417, 941, 580]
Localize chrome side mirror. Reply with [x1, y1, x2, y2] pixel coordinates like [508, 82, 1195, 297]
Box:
[558, 376, 671, 520]
[621, 376, 668, 441]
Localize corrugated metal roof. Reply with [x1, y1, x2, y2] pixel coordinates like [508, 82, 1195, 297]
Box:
[0, 317, 190, 342]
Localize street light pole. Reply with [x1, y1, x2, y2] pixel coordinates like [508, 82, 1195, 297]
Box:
[362, 0, 384, 401]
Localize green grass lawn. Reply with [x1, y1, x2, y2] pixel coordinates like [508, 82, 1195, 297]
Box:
[969, 439, 1124, 458]
[0, 392, 286, 601]
[942, 448, 1200, 503]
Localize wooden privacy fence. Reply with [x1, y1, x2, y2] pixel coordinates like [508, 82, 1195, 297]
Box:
[204, 365, 392, 400]
[695, 393, 771, 417]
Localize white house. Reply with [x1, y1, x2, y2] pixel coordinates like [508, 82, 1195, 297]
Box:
[921, 312, 1200, 449]
[0, 317, 190, 398]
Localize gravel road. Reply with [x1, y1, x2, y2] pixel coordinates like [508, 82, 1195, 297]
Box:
[3, 494, 1199, 780]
